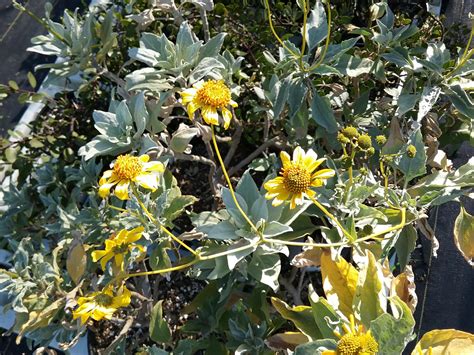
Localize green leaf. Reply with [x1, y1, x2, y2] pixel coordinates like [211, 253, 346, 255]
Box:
[27, 72, 37, 88]
[395, 225, 418, 270]
[132, 92, 149, 137]
[311, 90, 338, 133]
[8, 80, 19, 91]
[370, 296, 415, 354]
[150, 241, 172, 271]
[263, 221, 292, 238]
[198, 220, 239, 240]
[453, 205, 474, 266]
[5, 146, 19, 163]
[397, 129, 426, 183]
[305, 0, 328, 51]
[170, 126, 199, 153]
[271, 297, 322, 340]
[294, 339, 338, 355]
[308, 285, 340, 339]
[150, 300, 172, 344]
[163, 195, 197, 224]
[248, 249, 281, 290]
[444, 85, 474, 119]
[236, 170, 260, 208]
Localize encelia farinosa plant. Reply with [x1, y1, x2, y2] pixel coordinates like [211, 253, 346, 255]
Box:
[0, 0, 473, 354]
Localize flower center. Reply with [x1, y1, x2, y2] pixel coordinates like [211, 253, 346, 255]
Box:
[282, 165, 311, 194]
[196, 80, 231, 108]
[94, 293, 114, 307]
[113, 155, 143, 180]
[337, 333, 378, 355]
[337, 334, 362, 355]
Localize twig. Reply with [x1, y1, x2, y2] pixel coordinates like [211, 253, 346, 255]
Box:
[279, 274, 303, 305]
[102, 316, 134, 355]
[222, 117, 243, 168]
[226, 136, 283, 177]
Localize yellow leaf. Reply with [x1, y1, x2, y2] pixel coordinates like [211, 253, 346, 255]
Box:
[67, 241, 87, 285]
[320, 250, 358, 318]
[353, 251, 386, 327]
[453, 205, 474, 266]
[412, 329, 474, 355]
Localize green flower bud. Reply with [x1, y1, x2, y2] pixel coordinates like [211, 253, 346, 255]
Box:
[376, 135, 387, 145]
[337, 132, 350, 144]
[366, 147, 375, 156]
[359, 167, 368, 175]
[406, 144, 417, 158]
[341, 126, 359, 140]
[357, 134, 372, 150]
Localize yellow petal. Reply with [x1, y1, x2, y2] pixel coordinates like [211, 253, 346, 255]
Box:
[135, 173, 158, 191]
[272, 191, 290, 206]
[280, 151, 291, 169]
[293, 146, 304, 164]
[99, 252, 114, 270]
[221, 107, 233, 129]
[98, 180, 117, 199]
[114, 253, 124, 269]
[124, 226, 145, 243]
[180, 88, 197, 103]
[313, 168, 336, 180]
[230, 99, 238, 108]
[99, 170, 113, 185]
[144, 161, 164, 172]
[187, 100, 200, 119]
[201, 106, 219, 126]
[263, 176, 285, 190]
[114, 180, 130, 200]
[306, 158, 326, 172]
[91, 250, 108, 262]
[139, 154, 150, 163]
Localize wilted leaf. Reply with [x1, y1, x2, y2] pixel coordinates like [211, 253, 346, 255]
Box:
[271, 297, 322, 340]
[391, 266, 417, 313]
[320, 251, 358, 318]
[411, 329, 474, 355]
[150, 300, 172, 344]
[265, 332, 309, 351]
[291, 239, 322, 268]
[382, 117, 404, 155]
[66, 241, 86, 285]
[453, 205, 474, 266]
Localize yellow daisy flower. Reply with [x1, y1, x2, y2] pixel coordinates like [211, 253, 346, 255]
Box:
[98, 154, 164, 200]
[264, 147, 335, 209]
[323, 315, 379, 355]
[180, 80, 238, 129]
[91, 226, 145, 270]
[72, 284, 131, 325]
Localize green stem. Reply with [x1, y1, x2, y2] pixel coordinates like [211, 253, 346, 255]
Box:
[211, 126, 261, 237]
[307, 195, 354, 241]
[131, 186, 199, 257]
[308, 0, 332, 71]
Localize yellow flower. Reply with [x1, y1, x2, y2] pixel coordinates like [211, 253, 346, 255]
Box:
[180, 80, 238, 129]
[99, 154, 164, 200]
[264, 147, 335, 209]
[323, 315, 379, 355]
[72, 285, 131, 325]
[91, 227, 145, 270]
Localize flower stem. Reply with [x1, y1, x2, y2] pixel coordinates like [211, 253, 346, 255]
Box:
[210, 126, 261, 237]
[308, 0, 332, 71]
[307, 195, 354, 241]
[131, 186, 199, 257]
[263, 0, 299, 59]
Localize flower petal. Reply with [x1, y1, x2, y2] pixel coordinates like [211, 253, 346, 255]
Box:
[139, 154, 150, 163]
[221, 107, 233, 129]
[280, 151, 291, 169]
[143, 161, 164, 172]
[201, 106, 219, 126]
[114, 180, 130, 200]
[313, 168, 336, 179]
[263, 176, 285, 190]
[135, 173, 159, 191]
[293, 146, 304, 164]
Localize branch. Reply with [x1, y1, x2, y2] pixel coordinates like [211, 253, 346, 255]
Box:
[102, 316, 134, 355]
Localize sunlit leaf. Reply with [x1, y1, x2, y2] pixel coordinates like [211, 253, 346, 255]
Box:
[411, 329, 474, 355]
[453, 205, 474, 266]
